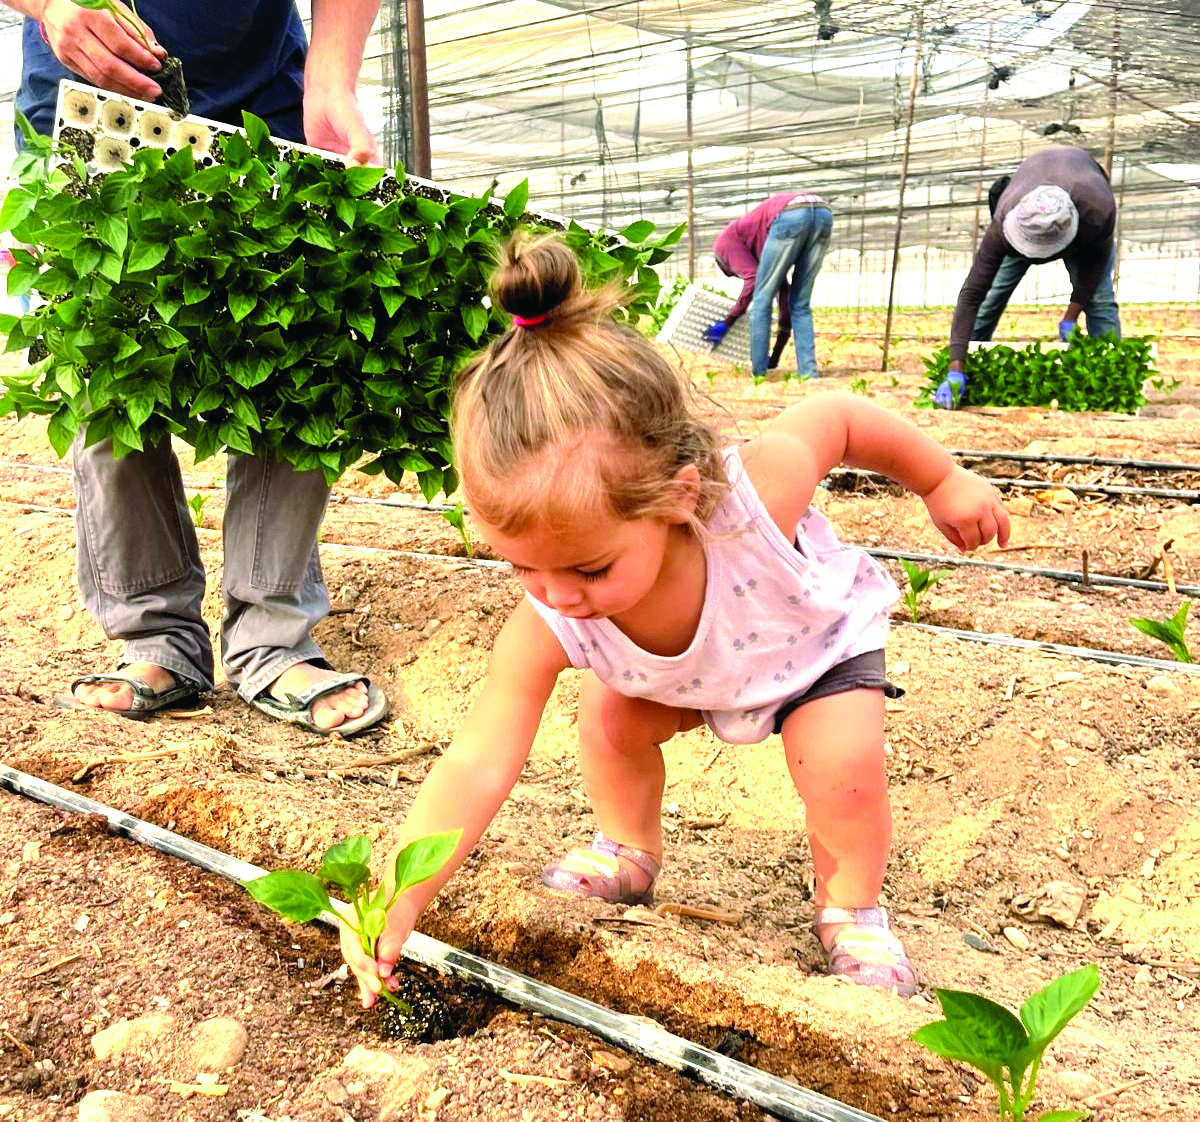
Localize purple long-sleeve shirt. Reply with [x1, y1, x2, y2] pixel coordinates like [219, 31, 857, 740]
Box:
[950, 148, 1115, 364]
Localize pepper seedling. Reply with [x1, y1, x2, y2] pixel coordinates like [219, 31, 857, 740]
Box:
[246, 830, 461, 1010]
[1129, 601, 1193, 663]
[69, 0, 189, 115]
[913, 963, 1099, 1122]
[898, 558, 952, 623]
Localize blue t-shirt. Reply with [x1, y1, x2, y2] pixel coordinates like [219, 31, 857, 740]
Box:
[17, 1, 307, 143]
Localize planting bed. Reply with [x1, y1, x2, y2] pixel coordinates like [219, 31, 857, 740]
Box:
[0, 306, 1199, 1122]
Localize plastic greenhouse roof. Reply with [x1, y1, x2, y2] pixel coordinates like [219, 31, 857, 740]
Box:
[1, 1, 1197, 259]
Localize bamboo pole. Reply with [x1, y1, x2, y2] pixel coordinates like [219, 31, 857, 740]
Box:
[685, 35, 696, 279]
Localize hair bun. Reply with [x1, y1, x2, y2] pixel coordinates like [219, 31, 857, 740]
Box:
[492, 232, 581, 321]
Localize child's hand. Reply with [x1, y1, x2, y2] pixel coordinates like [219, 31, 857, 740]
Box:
[922, 466, 1010, 552]
[336, 900, 414, 1008]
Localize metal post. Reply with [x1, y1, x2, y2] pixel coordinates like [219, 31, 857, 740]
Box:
[881, 8, 923, 372]
[405, 0, 432, 178]
[1103, 4, 1119, 178]
[685, 35, 696, 280]
[971, 24, 994, 256]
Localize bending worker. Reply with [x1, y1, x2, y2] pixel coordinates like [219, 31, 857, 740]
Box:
[935, 146, 1120, 409]
[704, 192, 833, 379]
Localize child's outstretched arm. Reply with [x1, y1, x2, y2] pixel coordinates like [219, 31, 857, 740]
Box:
[340, 600, 569, 1007]
[757, 393, 1010, 551]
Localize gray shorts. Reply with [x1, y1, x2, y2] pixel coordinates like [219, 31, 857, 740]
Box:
[771, 649, 903, 734]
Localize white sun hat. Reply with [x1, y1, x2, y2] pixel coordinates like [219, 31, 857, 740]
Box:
[1002, 185, 1079, 259]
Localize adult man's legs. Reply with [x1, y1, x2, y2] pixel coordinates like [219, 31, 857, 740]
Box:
[1065, 247, 1121, 340]
[748, 211, 807, 376]
[72, 432, 213, 708]
[220, 453, 378, 731]
[787, 207, 833, 378]
[971, 253, 1030, 341]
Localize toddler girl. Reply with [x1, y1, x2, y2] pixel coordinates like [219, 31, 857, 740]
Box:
[341, 233, 1009, 1005]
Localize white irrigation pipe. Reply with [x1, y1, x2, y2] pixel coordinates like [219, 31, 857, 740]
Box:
[0, 765, 886, 1122]
[899, 622, 1200, 675]
[872, 547, 1200, 598]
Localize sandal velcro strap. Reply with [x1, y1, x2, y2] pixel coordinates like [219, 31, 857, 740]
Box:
[591, 832, 661, 882]
[811, 906, 890, 930]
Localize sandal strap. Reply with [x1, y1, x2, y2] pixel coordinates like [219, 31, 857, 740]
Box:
[592, 832, 662, 881]
[811, 906, 890, 931]
[282, 672, 369, 709]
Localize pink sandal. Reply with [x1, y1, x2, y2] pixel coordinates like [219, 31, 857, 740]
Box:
[541, 832, 661, 905]
[811, 906, 918, 997]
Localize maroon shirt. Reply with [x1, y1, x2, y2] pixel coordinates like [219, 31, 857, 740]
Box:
[712, 193, 802, 323]
[950, 148, 1115, 364]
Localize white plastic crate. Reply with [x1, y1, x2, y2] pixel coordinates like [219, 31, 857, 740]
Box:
[657, 283, 751, 366]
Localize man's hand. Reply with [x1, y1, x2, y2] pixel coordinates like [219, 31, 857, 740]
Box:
[39, 0, 165, 101]
[702, 321, 728, 346]
[303, 87, 380, 165]
[922, 465, 1010, 552]
[932, 368, 967, 410]
[1058, 319, 1077, 342]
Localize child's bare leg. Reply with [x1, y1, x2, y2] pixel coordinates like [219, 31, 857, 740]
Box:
[782, 688, 891, 908]
[782, 688, 915, 993]
[544, 672, 698, 899]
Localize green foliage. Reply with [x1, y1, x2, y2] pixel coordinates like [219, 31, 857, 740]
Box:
[441, 498, 473, 557]
[916, 335, 1155, 414]
[0, 115, 684, 497]
[186, 491, 207, 527]
[245, 831, 460, 1010]
[898, 558, 951, 622]
[913, 964, 1099, 1122]
[1149, 374, 1182, 396]
[849, 375, 870, 395]
[1129, 602, 1193, 663]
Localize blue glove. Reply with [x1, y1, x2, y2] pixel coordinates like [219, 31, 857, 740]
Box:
[933, 369, 967, 410]
[1058, 319, 1077, 342]
[702, 321, 729, 345]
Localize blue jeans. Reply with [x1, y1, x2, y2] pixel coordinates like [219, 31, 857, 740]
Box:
[972, 247, 1121, 341]
[749, 204, 833, 377]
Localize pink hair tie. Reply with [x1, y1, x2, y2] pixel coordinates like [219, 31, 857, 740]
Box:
[512, 313, 547, 328]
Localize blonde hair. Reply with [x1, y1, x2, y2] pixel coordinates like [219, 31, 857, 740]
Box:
[453, 232, 727, 533]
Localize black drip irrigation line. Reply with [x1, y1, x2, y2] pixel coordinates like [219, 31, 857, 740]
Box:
[0, 765, 886, 1122]
[898, 621, 1200, 675]
[949, 449, 1200, 473]
[9, 498, 1197, 671]
[830, 468, 1200, 503]
[870, 547, 1200, 598]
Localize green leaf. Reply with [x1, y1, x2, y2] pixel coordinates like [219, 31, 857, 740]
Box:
[46, 409, 80, 458]
[620, 219, 655, 243]
[915, 987, 1029, 1074]
[361, 906, 387, 945]
[95, 213, 129, 257]
[127, 240, 170, 273]
[1019, 964, 1100, 1051]
[461, 303, 488, 341]
[0, 187, 36, 231]
[323, 835, 372, 867]
[503, 180, 530, 218]
[244, 870, 331, 922]
[392, 830, 462, 895]
[1035, 1112, 1089, 1122]
[345, 166, 387, 196]
[318, 860, 371, 894]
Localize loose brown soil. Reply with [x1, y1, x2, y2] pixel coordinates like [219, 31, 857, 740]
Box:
[1, 305, 1198, 1122]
